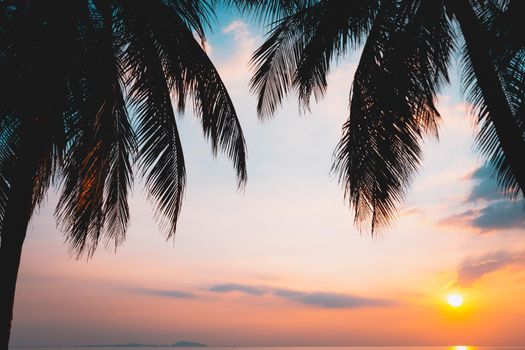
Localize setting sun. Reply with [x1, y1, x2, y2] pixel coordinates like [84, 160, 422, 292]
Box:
[447, 293, 464, 308]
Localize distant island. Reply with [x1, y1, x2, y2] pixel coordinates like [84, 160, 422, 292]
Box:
[172, 341, 207, 347]
[77, 340, 207, 348]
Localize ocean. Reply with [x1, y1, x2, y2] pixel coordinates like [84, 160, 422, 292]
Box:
[10, 346, 525, 350]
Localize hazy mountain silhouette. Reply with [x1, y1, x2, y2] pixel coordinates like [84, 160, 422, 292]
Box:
[78, 340, 207, 348]
[172, 341, 207, 347]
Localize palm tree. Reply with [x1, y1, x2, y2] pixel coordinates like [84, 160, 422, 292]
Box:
[247, 0, 525, 231]
[0, 1, 247, 348]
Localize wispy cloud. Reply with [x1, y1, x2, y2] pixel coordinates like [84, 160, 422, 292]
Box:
[465, 166, 505, 202]
[471, 202, 525, 230]
[209, 283, 395, 309]
[274, 288, 394, 308]
[440, 165, 525, 231]
[441, 203, 525, 231]
[457, 251, 525, 287]
[130, 288, 195, 299]
[209, 283, 266, 296]
[216, 20, 258, 83]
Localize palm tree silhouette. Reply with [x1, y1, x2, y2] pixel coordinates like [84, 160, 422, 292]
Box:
[248, 0, 525, 232]
[0, 1, 246, 348]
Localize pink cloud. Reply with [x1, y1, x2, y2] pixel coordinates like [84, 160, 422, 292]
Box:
[457, 251, 525, 287]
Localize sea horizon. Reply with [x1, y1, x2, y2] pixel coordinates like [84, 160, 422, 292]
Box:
[10, 345, 525, 349]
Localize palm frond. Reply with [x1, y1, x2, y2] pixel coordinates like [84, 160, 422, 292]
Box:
[250, 0, 378, 117]
[1, 0, 71, 212]
[0, 116, 19, 236]
[221, 0, 315, 24]
[57, 2, 135, 257]
[456, 0, 525, 198]
[119, 1, 187, 239]
[333, 0, 453, 232]
[162, 0, 214, 41]
[1, 0, 248, 258]
[151, 0, 248, 185]
[0, 3, 22, 233]
[250, 12, 307, 118]
[294, 0, 379, 107]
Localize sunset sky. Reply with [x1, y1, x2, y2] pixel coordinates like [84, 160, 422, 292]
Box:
[11, 10, 525, 347]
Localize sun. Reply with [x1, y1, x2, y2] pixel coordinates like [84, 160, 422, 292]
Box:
[447, 293, 464, 308]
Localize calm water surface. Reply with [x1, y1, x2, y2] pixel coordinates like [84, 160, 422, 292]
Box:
[11, 346, 525, 350]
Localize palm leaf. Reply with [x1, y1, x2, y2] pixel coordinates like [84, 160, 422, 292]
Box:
[151, 1, 248, 184]
[119, 1, 188, 239]
[333, 0, 453, 232]
[0, 116, 18, 235]
[56, 1, 135, 257]
[250, 0, 378, 117]
[293, 0, 379, 107]
[457, 0, 525, 198]
[222, 0, 315, 24]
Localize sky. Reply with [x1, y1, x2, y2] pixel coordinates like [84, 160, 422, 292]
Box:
[10, 9, 525, 347]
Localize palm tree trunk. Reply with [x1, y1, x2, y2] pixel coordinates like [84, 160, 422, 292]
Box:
[0, 127, 39, 350]
[448, 0, 525, 195]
